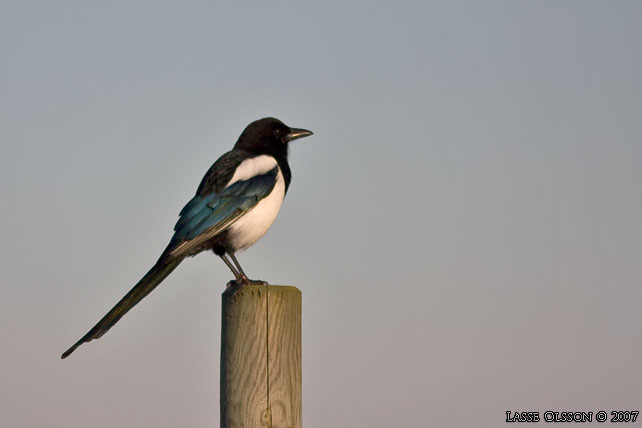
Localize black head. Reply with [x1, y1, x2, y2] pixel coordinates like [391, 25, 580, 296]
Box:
[234, 117, 313, 159]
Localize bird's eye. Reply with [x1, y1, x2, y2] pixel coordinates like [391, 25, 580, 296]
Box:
[273, 129, 281, 136]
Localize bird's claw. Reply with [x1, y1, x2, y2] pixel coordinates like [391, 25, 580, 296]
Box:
[226, 277, 269, 288]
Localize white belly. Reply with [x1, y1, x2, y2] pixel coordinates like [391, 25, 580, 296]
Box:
[227, 168, 285, 251]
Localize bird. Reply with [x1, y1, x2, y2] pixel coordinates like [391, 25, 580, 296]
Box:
[61, 117, 313, 359]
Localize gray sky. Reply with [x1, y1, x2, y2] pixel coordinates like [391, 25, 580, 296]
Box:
[1, 1, 641, 427]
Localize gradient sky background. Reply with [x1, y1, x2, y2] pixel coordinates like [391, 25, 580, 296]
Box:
[1, 1, 641, 427]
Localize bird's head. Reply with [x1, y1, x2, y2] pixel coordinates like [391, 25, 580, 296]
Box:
[234, 117, 313, 158]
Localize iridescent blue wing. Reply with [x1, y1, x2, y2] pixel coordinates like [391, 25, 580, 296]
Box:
[165, 159, 278, 258]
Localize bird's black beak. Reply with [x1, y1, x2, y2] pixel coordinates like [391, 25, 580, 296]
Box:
[285, 128, 313, 142]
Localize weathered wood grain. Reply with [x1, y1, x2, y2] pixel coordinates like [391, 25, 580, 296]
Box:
[221, 284, 301, 428]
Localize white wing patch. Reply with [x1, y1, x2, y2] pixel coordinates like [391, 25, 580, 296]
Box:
[226, 155, 278, 188]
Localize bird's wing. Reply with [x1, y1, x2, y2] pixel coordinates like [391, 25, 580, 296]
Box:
[166, 155, 279, 258]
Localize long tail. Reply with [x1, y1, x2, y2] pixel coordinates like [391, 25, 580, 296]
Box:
[61, 255, 185, 359]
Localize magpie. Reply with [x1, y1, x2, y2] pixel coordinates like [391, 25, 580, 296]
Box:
[61, 117, 313, 359]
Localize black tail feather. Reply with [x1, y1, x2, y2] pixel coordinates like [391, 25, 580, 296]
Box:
[61, 256, 184, 359]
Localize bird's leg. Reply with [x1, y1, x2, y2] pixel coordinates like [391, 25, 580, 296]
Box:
[228, 252, 248, 280]
[229, 252, 268, 285]
[219, 255, 242, 281]
[221, 254, 251, 289]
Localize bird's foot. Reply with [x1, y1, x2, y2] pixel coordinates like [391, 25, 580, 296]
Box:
[226, 276, 269, 288]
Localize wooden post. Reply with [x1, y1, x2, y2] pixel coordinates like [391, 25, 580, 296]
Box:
[220, 284, 302, 428]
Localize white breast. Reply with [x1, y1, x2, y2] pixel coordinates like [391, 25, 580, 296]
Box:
[227, 166, 286, 251]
